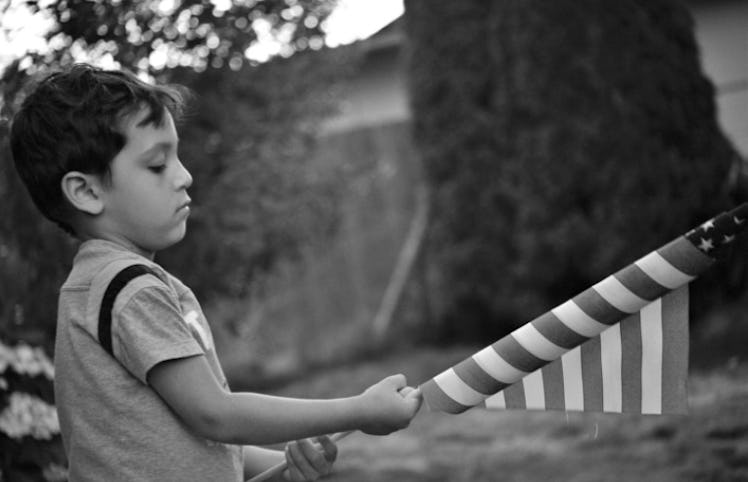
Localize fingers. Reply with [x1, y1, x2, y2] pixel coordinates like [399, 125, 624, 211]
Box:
[315, 435, 338, 463]
[358, 375, 423, 435]
[399, 386, 414, 397]
[284, 437, 337, 481]
[399, 386, 420, 398]
[384, 373, 407, 390]
[407, 387, 424, 413]
[404, 386, 422, 401]
[286, 441, 319, 481]
[398, 386, 423, 413]
[285, 442, 315, 481]
[299, 438, 334, 475]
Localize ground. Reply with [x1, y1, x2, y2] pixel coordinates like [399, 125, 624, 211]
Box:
[270, 346, 748, 481]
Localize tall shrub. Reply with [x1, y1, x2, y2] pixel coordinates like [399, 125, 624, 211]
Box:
[405, 0, 738, 342]
[158, 52, 351, 301]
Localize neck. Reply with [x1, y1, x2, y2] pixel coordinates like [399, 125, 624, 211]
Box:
[79, 232, 156, 260]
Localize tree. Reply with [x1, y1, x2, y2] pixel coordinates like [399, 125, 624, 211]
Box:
[0, 0, 350, 347]
[158, 55, 349, 302]
[8, 0, 335, 74]
[405, 0, 739, 343]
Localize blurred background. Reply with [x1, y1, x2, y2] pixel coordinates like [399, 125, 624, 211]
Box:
[0, 0, 747, 480]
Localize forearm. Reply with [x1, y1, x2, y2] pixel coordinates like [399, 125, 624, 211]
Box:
[242, 446, 285, 481]
[211, 392, 362, 445]
[148, 356, 418, 448]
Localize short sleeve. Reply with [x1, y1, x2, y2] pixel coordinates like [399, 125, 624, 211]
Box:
[112, 284, 205, 383]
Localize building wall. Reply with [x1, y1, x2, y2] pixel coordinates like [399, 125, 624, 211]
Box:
[691, 0, 748, 155]
[321, 45, 410, 134]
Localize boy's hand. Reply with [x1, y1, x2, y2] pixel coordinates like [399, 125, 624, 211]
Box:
[356, 374, 422, 435]
[283, 436, 338, 481]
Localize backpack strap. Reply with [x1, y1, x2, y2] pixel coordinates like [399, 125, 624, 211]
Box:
[98, 264, 159, 356]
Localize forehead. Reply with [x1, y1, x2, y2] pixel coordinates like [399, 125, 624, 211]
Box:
[118, 105, 178, 148]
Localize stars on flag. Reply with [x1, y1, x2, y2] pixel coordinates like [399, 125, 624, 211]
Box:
[685, 205, 748, 257]
[698, 238, 714, 252]
[686, 221, 722, 255]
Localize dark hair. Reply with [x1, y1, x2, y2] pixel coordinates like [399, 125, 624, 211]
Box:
[10, 63, 190, 235]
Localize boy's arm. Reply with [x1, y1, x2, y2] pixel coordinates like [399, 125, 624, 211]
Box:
[147, 354, 420, 446]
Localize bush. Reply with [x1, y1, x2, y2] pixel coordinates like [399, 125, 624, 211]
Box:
[405, 0, 738, 342]
[0, 340, 65, 482]
[156, 51, 352, 302]
[0, 46, 353, 348]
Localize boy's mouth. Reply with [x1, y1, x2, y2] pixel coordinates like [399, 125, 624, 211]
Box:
[177, 199, 192, 213]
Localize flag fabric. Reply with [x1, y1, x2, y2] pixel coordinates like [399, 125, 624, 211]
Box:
[483, 286, 687, 414]
[420, 204, 748, 415]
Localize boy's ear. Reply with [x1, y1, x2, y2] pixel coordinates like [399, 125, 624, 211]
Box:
[60, 171, 104, 215]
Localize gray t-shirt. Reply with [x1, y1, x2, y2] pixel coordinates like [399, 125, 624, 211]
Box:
[55, 239, 243, 481]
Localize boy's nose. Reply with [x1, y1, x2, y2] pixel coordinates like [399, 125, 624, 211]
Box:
[175, 159, 193, 189]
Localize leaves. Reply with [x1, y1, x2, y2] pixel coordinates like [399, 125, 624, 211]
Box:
[406, 0, 736, 342]
[154, 50, 352, 300]
[20, 0, 336, 74]
[0, 0, 355, 339]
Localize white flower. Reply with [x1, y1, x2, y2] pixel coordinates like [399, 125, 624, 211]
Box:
[43, 462, 68, 482]
[0, 392, 60, 440]
[0, 342, 55, 380]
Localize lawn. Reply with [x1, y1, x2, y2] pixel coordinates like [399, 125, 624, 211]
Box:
[271, 346, 748, 481]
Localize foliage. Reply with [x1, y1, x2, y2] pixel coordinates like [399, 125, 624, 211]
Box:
[13, 0, 336, 75]
[0, 0, 354, 342]
[0, 123, 77, 350]
[0, 340, 65, 482]
[0, 0, 355, 473]
[405, 0, 739, 342]
[157, 51, 352, 301]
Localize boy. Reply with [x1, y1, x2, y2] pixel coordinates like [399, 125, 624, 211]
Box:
[10, 64, 422, 481]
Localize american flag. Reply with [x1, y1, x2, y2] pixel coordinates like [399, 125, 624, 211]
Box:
[420, 204, 748, 415]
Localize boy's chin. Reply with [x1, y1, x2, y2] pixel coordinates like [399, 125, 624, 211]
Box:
[164, 228, 187, 248]
[145, 227, 187, 252]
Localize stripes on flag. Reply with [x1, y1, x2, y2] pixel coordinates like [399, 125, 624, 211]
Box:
[600, 323, 623, 412]
[421, 236, 703, 415]
[479, 287, 687, 414]
[636, 252, 694, 289]
[661, 286, 689, 413]
[561, 347, 583, 411]
[640, 299, 663, 413]
[421, 205, 747, 415]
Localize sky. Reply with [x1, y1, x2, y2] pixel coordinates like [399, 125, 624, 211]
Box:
[325, 0, 403, 47]
[0, 0, 404, 70]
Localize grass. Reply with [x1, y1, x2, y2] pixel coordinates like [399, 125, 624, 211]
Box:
[266, 341, 748, 482]
[219, 289, 748, 481]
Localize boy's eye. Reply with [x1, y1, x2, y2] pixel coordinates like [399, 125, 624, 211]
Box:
[148, 165, 166, 173]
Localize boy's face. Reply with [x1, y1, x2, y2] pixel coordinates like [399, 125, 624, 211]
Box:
[98, 106, 192, 256]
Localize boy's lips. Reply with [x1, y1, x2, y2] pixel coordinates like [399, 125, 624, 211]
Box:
[177, 199, 192, 213]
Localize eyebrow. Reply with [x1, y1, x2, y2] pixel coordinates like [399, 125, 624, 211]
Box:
[138, 140, 179, 160]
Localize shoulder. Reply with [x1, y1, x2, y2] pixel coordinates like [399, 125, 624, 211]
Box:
[64, 240, 178, 327]
[162, 270, 197, 305]
[62, 239, 164, 290]
[92, 260, 168, 308]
